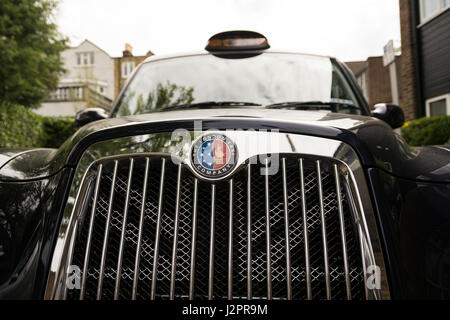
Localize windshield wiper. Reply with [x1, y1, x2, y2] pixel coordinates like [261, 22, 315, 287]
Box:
[160, 101, 261, 111]
[265, 101, 359, 112]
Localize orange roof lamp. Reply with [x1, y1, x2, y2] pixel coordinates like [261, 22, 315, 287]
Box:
[205, 31, 270, 52]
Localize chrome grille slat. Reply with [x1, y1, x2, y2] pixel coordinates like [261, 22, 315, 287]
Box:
[247, 164, 252, 300]
[316, 160, 331, 300]
[208, 184, 216, 300]
[114, 158, 134, 300]
[189, 178, 198, 300]
[79, 164, 103, 300]
[228, 179, 233, 300]
[299, 159, 312, 300]
[66, 154, 372, 300]
[281, 158, 292, 300]
[132, 157, 150, 300]
[169, 164, 183, 300]
[97, 160, 118, 300]
[264, 159, 272, 300]
[150, 158, 166, 300]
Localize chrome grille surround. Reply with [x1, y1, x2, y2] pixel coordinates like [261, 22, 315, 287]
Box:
[45, 131, 390, 300]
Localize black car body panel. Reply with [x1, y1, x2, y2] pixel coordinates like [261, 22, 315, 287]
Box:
[1, 113, 449, 299]
[367, 168, 450, 299]
[0, 169, 73, 299]
[0, 49, 449, 299]
[1, 109, 448, 183]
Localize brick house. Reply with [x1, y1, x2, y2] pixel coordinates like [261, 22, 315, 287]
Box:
[113, 44, 154, 99]
[347, 1, 450, 121]
[346, 56, 399, 109]
[399, 0, 450, 120]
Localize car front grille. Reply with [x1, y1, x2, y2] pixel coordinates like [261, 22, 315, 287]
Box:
[66, 154, 366, 300]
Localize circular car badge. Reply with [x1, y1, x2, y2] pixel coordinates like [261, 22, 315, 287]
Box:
[191, 134, 238, 179]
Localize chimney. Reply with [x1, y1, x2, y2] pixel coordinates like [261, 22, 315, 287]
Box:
[123, 43, 133, 57]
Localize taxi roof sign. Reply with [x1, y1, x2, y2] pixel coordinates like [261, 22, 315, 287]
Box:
[205, 30, 270, 52]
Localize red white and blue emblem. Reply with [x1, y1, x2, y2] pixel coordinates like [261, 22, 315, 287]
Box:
[191, 134, 237, 179]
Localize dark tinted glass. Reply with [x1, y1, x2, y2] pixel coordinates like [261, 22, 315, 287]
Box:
[113, 53, 361, 116]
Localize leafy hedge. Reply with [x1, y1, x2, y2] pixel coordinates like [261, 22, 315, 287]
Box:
[0, 103, 77, 149]
[41, 115, 77, 148]
[401, 115, 450, 146]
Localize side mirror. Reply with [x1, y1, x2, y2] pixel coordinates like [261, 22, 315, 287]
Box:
[75, 108, 108, 128]
[372, 103, 405, 129]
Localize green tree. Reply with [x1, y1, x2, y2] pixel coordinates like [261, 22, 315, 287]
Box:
[135, 81, 194, 114]
[0, 0, 68, 108]
[118, 81, 194, 116]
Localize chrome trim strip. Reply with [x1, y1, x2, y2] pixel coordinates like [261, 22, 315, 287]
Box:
[62, 222, 78, 300]
[208, 184, 216, 300]
[433, 145, 450, 153]
[132, 157, 150, 300]
[189, 178, 198, 300]
[247, 164, 252, 300]
[316, 160, 331, 300]
[299, 159, 312, 300]
[150, 158, 166, 300]
[228, 179, 233, 300]
[358, 225, 369, 300]
[58, 171, 95, 300]
[114, 158, 134, 300]
[334, 164, 351, 300]
[80, 164, 103, 300]
[97, 160, 118, 300]
[170, 164, 182, 300]
[281, 158, 292, 300]
[343, 174, 369, 300]
[265, 159, 272, 300]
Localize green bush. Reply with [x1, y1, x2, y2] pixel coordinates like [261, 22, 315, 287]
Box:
[0, 102, 77, 149]
[402, 115, 450, 146]
[0, 103, 45, 148]
[41, 116, 77, 148]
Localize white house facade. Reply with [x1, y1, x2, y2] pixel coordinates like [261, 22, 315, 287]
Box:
[36, 40, 115, 117]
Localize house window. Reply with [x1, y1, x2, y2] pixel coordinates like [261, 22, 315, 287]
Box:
[77, 87, 83, 100]
[76, 52, 95, 65]
[356, 71, 368, 101]
[429, 99, 446, 116]
[426, 93, 450, 116]
[122, 61, 135, 78]
[58, 87, 70, 100]
[420, 0, 450, 23]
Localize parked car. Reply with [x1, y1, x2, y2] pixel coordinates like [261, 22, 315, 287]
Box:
[0, 31, 449, 300]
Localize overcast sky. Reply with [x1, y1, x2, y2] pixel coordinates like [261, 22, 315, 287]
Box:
[56, 0, 401, 62]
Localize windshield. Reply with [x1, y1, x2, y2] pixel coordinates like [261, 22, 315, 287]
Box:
[112, 52, 363, 117]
